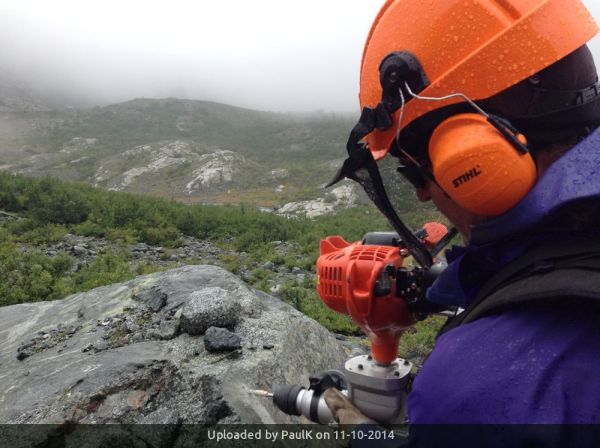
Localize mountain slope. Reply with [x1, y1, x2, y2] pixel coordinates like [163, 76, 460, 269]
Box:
[1, 98, 360, 206]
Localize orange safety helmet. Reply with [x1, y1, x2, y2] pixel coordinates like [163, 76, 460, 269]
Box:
[360, 0, 599, 160]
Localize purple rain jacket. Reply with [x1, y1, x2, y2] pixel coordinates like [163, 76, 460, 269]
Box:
[408, 128, 600, 424]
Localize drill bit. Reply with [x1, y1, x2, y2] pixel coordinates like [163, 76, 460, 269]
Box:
[249, 389, 273, 398]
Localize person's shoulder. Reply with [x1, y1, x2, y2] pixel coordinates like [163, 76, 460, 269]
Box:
[436, 304, 600, 356]
[409, 305, 600, 423]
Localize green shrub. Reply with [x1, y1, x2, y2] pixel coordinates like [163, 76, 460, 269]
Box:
[219, 254, 243, 275]
[27, 178, 91, 225]
[279, 281, 361, 335]
[20, 223, 68, 245]
[398, 316, 445, 362]
[252, 267, 270, 279]
[71, 221, 107, 238]
[136, 226, 181, 247]
[71, 251, 135, 292]
[0, 243, 74, 306]
[0, 227, 10, 244]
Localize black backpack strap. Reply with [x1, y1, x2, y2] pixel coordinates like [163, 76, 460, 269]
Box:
[438, 237, 600, 337]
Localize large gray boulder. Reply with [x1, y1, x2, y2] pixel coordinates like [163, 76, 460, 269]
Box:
[0, 265, 347, 426]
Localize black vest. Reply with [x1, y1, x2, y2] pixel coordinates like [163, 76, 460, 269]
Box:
[438, 236, 600, 337]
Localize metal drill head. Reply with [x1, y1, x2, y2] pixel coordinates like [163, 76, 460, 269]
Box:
[248, 389, 274, 398]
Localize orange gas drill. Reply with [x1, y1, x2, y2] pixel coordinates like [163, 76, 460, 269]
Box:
[317, 221, 450, 365]
[272, 223, 455, 424]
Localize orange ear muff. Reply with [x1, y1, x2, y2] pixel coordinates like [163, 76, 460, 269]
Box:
[428, 113, 537, 217]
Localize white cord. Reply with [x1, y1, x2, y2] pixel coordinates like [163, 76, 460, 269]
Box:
[395, 86, 425, 168]
[404, 82, 489, 118]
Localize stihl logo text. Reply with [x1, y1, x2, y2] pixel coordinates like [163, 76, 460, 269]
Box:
[452, 166, 482, 188]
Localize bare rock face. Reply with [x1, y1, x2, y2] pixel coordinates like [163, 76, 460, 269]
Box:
[98, 141, 195, 191]
[184, 150, 243, 193]
[276, 183, 360, 219]
[0, 265, 347, 430]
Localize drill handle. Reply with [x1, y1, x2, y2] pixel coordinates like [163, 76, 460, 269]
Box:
[309, 370, 347, 394]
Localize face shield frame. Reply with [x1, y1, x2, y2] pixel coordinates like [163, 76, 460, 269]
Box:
[327, 51, 438, 268]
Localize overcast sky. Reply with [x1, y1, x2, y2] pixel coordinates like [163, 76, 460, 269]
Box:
[1, 0, 600, 112]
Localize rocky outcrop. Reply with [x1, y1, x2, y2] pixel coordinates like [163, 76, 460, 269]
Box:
[276, 183, 360, 219]
[87, 141, 254, 197]
[60, 137, 98, 154]
[184, 150, 243, 193]
[0, 265, 347, 425]
[98, 141, 195, 191]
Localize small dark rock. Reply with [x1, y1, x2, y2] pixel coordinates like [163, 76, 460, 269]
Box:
[94, 341, 108, 352]
[132, 243, 149, 252]
[72, 245, 87, 256]
[16, 351, 28, 361]
[263, 261, 275, 271]
[156, 322, 179, 340]
[263, 343, 275, 350]
[19, 340, 36, 350]
[82, 344, 94, 353]
[204, 327, 242, 352]
[131, 333, 144, 343]
[133, 286, 168, 312]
